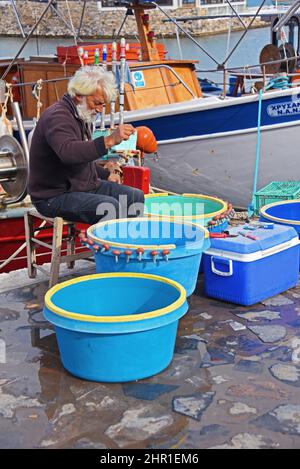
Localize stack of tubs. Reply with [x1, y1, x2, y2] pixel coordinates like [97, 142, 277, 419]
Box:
[44, 215, 210, 382]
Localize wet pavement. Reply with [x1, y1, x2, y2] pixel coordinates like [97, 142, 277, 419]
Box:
[1, 270, 300, 449]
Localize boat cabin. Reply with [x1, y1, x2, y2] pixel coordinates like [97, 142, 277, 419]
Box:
[1, 1, 202, 120]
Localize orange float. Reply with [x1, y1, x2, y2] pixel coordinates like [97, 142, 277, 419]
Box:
[136, 126, 157, 154]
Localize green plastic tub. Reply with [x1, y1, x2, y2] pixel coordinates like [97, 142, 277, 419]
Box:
[144, 193, 228, 230]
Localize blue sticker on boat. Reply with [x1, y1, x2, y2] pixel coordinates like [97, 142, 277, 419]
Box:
[131, 71, 145, 88]
[267, 100, 300, 117]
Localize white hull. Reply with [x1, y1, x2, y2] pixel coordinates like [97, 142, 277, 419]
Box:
[147, 122, 300, 207]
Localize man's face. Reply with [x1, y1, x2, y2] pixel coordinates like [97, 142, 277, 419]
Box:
[76, 87, 106, 123]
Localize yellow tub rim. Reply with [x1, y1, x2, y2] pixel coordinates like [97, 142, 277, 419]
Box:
[45, 272, 186, 323]
[144, 193, 228, 220]
[87, 216, 209, 250]
[259, 199, 300, 226]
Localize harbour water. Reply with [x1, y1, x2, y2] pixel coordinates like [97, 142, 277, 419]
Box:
[0, 26, 270, 82]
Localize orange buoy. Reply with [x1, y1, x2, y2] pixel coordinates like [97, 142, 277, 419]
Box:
[136, 126, 157, 154]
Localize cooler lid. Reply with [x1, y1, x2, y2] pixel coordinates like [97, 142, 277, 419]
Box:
[209, 224, 298, 254]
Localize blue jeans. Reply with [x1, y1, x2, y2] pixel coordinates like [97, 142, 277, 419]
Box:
[33, 180, 145, 225]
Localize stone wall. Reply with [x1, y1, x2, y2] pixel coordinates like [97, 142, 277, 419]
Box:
[0, 1, 269, 38]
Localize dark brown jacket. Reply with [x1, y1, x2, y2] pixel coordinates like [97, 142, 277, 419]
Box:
[28, 93, 109, 201]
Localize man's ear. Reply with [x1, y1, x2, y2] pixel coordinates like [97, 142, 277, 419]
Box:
[74, 94, 83, 105]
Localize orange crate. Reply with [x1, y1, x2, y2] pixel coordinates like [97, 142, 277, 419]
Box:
[57, 42, 166, 65]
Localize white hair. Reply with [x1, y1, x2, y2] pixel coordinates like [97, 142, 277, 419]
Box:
[68, 65, 117, 102]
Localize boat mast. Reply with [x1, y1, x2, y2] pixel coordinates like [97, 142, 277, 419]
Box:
[131, 1, 160, 61]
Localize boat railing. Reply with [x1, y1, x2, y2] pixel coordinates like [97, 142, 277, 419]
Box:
[194, 51, 300, 98]
[130, 64, 197, 99]
[226, 53, 300, 73]
[6, 62, 197, 103]
[6, 52, 300, 110]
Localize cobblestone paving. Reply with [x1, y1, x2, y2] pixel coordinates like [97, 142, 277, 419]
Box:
[1, 273, 300, 449]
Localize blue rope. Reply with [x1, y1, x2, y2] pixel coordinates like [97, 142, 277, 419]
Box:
[248, 75, 291, 216]
[266, 76, 291, 90]
[248, 89, 263, 217]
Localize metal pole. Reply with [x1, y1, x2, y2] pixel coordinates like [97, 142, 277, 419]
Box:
[110, 41, 117, 129]
[151, 2, 220, 66]
[175, 25, 183, 60]
[222, 0, 267, 67]
[10, 0, 26, 38]
[1, 0, 56, 81]
[225, 0, 246, 29]
[100, 46, 107, 131]
[51, 2, 81, 42]
[77, 0, 87, 37]
[119, 38, 126, 125]
[225, 17, 232, 61]
[12, 102, 30, 169]
[116, 12, 128, 40]
[223, 68, 227, 99]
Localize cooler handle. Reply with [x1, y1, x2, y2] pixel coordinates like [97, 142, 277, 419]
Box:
[211, 256, 233, 277]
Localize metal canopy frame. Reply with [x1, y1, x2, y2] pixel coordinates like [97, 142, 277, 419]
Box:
[7, 0, 87, 42]
[1, 0, 91, 80]
[273, 0, 300, 31]
[9, 0, 26, 38]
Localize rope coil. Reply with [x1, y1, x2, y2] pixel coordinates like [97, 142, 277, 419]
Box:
[0, 83, 13, 136]
[32, 79, 43, 121]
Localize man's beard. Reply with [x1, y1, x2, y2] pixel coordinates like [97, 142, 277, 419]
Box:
[76, 97, 97, 124]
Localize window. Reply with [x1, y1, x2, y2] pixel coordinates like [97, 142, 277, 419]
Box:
[100, 0, 175, 6]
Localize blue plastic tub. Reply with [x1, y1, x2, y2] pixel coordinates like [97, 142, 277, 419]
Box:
[203, 224, 300, 306]
[260, 200, 300, 269]
[86, 218, 210, 296]
[44, 273, 188, 382]
[260, 200, 300, 235]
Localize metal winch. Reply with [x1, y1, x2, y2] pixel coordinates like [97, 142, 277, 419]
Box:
[0, 134, 28, 205]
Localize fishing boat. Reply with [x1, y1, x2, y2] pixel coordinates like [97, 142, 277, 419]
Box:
[0, 0, 300, 273]
[4, 0, 299, 206]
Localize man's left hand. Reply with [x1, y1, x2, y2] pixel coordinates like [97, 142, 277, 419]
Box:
[104, 161, 122, 185]
[108, 173, 121, 184]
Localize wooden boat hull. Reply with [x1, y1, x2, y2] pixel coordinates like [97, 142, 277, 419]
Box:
[0, 208, 88, 273]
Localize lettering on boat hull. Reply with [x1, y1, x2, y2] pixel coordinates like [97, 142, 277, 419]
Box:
[267, 100, 300, 117]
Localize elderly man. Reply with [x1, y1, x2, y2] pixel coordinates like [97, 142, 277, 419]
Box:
[28, 66, 144, 225]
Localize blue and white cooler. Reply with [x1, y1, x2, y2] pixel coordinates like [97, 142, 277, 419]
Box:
[203, 224, 300, 306]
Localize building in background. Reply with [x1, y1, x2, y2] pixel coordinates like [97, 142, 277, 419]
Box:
[98, 0, 247, 14]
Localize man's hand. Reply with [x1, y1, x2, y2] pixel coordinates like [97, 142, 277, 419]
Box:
[108, 173, 121, 184]
[104, 161, 122, 185]
[104, 124, 135, 149]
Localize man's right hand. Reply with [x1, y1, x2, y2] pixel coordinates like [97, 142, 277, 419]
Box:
[104, 124, 135, 149]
